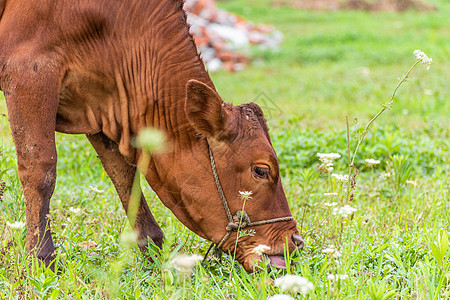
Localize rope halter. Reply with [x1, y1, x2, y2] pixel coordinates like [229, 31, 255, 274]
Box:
[203, 140, 293, 261]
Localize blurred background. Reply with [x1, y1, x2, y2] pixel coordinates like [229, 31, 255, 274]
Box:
[186, 0, 449, 129]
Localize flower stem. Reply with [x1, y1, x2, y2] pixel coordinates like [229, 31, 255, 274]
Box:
[345, 60, 421, 202]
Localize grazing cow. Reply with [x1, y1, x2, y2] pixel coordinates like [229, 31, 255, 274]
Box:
[0, 0, 303, 272]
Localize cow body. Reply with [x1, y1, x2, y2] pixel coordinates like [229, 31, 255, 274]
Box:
[0, 0, 303, 272]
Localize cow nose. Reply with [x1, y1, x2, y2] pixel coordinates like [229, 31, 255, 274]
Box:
[292, 234, 304, 248]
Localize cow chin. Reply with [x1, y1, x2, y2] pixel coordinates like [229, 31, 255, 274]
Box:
[241, 253, 287, 273]
[231, 229, 300, 272]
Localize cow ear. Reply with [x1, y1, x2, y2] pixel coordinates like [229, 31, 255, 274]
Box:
[185, 79, 227, 138]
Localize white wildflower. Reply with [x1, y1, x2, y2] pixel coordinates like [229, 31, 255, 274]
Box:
[317, 153, 341, 160]
[119, 230, 138, 247]
[267, 295, 295, 300]
[324, 192, 338, 197]
[322, 245, 341, 259]
[327, 274, 336, 280]
[69, 207, 82, 214]
[333, 205, 357, 218]
[424, 89, 433, 95]
[323, 202, 338, 207]
[380, 172, 391, 179]
[413, 49, 432, 70]
[274, 274, 314, 295]
[406, 180, 416, 186]
[89, 186, 104, 194]
[331, 173, 349, 182]
[239, 191, 253, 197]
[171, 254, 203, 274]
[6, 221, 25, 229]
[252, 244, 271, 255]
[327, 274, 349, 281]
[317, 157, 334, 173]
[365, 158, 380, 165]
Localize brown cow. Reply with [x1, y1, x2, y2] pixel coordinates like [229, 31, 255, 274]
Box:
[0, 0, 303, 272]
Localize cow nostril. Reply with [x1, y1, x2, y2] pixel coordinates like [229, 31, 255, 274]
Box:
[292, 234, 304, 248]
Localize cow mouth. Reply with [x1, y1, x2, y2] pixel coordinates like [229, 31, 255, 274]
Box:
[265, 254, 286, 269]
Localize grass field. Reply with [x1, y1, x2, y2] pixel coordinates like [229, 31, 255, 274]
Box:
[1, 0, 449, 299]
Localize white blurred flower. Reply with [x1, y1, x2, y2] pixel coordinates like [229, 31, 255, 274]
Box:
[406, 180, 417, 186]
[323, 202, 338, 207]
[274, 274, 314, 295]
[365, 158, 380, 165]
[252, 244, 271, 255]
[333, 205, 357, 218]
[317, 153, 341, 160]
[331, 173, 349, 182]
[414, 49, 432, 70]
[171, 254, 203, 274]
[324, 192, 338, 197]
[327, 274, 349, 281]
[119, 230, 138, 247]
[69, 207, 82, 214]
[380, 172, 391, 179]
[424, 89, 433, 95]
[267, 295, 295, 300]
[6, 221, 25, 229]
[322, 245, 341, 259]
[89, 186, 104, 194]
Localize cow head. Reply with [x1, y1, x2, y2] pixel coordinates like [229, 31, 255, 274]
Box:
[149, 79, 303, 272]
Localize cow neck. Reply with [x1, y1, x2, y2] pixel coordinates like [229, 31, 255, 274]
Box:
[115, 1, 222, 238]
[115, 1, 215, 159]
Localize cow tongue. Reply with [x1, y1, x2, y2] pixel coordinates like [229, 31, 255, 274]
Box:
[268, 255, 286, 269]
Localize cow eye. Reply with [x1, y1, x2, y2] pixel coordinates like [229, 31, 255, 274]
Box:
[252, 165, 270, 179]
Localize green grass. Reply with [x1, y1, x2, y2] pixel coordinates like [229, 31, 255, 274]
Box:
[1, 0, 449, 298]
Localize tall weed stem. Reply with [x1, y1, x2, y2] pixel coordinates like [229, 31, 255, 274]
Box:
[345, 60, 421, 202]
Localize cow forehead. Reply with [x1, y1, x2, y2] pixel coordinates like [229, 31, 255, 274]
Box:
[228, 102, 271, 141]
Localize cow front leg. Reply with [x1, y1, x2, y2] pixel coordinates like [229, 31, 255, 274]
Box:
[86, 132, 164, 251]
[4, 66, 61, 270]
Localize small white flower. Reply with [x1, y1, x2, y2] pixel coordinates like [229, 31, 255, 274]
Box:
[414, 49, 432, 70]
[324, 192, 338, 197]
[274, 274, 314, 295]
[239, 191, 253, 197]
[327, 274, 348, 281]
[6, 221, 25, 229]
[267, 295, 295, 300]
[327, 274, 336, 280]
[69, 207, 82, 214]
[365, 158, 380, 165]
[318, 157, 334, 172]
[252, 244, 271, 255]
[406, 180, 416, 186]
[119, 230, 138, 247]
[171, 254, 203, 274]
[322, 245, 341, 259]
[89, 186, 104, 194]
[424, 89, 433, 95]
[380, 172, 391, 179]
[331, 173, 349, 182]
[333, 205, 357, 218]
[323, 202, 338, 207]
[317, 153, 341, 160]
